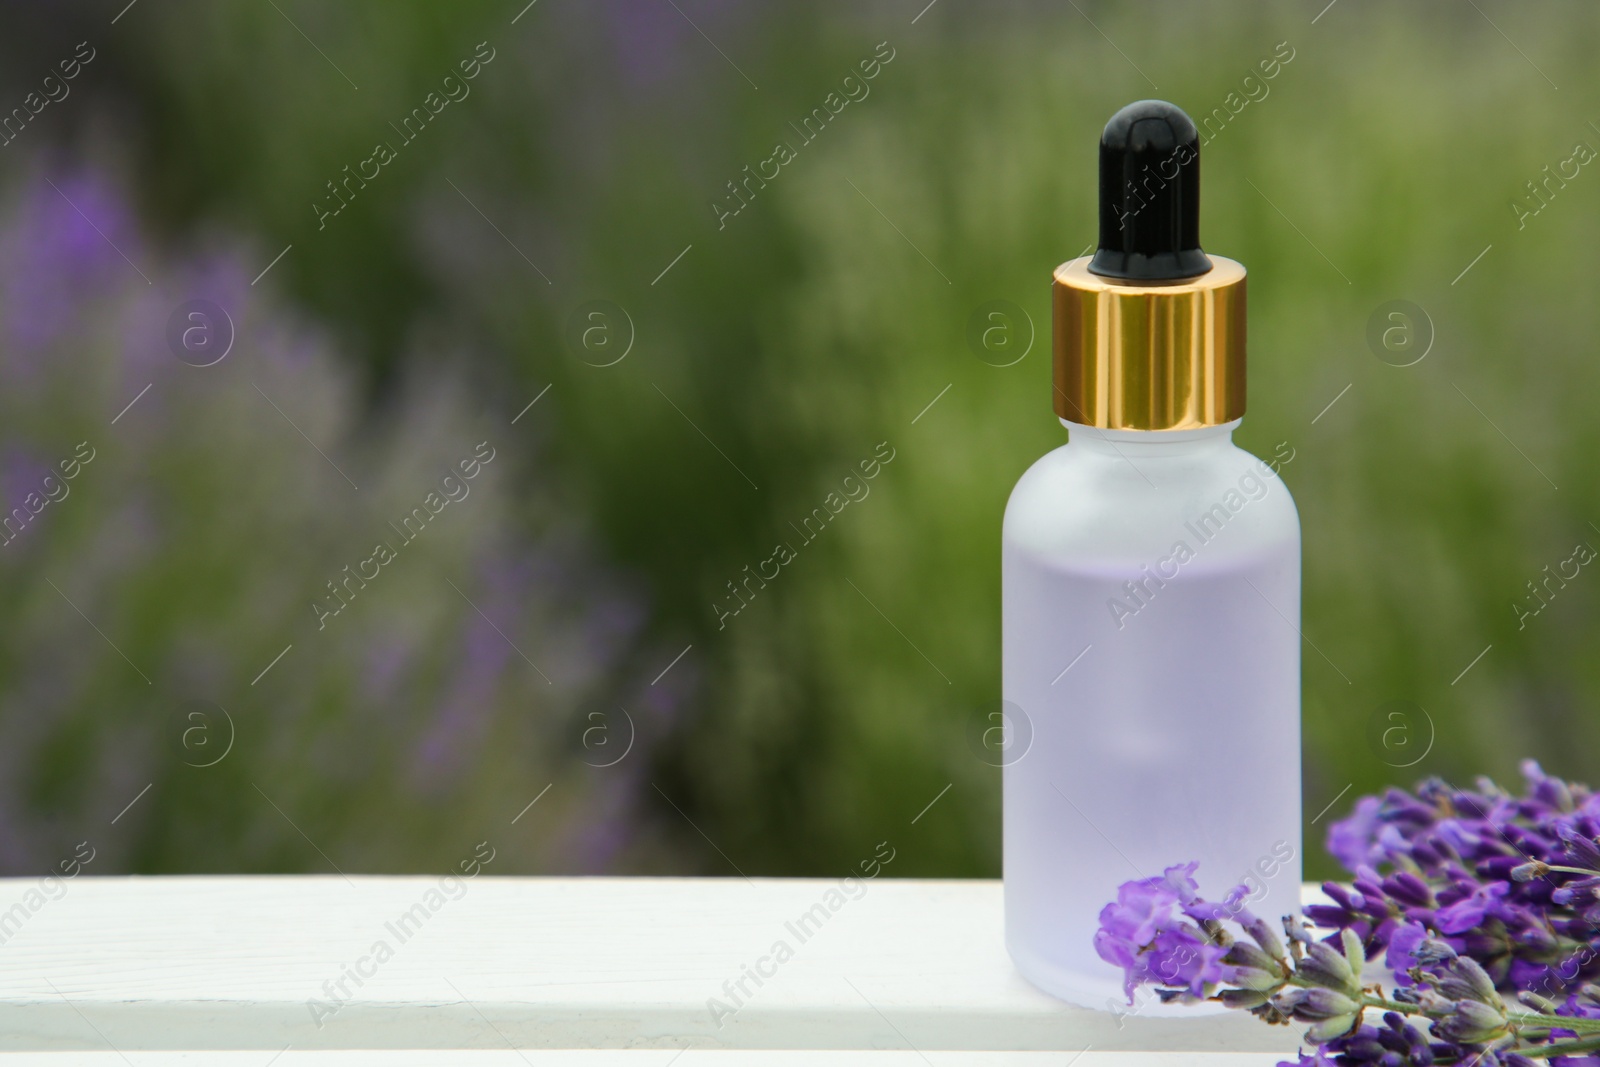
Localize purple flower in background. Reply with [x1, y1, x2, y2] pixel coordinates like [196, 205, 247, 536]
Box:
[602, 0, 692, 86]
[0, 170, 139, 370]
[0, 167, 690, 876]
[599, 0, 743, 87]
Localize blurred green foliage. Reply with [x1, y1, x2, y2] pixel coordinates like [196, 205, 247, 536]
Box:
[5, 1, 1600, 881]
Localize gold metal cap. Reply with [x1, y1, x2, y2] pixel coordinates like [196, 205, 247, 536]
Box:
[1052, 255, 1246, 431]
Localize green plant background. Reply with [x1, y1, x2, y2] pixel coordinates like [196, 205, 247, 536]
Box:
[3, 1, 1598, 882]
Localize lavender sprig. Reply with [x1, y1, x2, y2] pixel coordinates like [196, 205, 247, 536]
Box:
[1317, 762, 1600, 1003]
[1096, 847, 1600, 1064]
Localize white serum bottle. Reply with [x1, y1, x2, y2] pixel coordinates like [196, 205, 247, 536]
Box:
[1001, 100, 1302, 1010]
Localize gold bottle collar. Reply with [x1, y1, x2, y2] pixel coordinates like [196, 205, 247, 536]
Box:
[1052, 255, 1246, 431]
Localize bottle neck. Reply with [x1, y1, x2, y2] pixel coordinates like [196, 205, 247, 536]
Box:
[1060, 418, 1240, 458]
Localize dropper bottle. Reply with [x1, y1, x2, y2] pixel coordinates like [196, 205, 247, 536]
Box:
[1001, 99, 1302, 1009]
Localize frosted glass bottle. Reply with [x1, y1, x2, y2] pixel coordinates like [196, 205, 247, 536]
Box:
[1001, 418, 1301, 1010]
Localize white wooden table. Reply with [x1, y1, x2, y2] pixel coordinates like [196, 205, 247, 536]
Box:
[0, 877, 1306, 1064]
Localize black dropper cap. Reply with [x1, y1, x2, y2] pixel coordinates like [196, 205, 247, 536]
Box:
[1087, 100, 1211, 281]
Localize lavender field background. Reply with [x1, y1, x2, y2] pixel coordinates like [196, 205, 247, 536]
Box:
[0, 1, 1597, 882]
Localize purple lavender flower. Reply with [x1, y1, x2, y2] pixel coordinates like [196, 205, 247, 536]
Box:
[1436, 884, 1507, 935]
[1314, 1012, 1449, 1066]
[1387, 920, 1431, 981]
[1276, 1051, 1337, 1067]
[1141, 923, 1237, 1000]
[1094, 862, 1243, 1001]
[1328, 795, 1383, 871]
[1432, 997, 1508, 1044]
[1095, 862, 1199, 948]
[1271, 987, 1362, 1042]
[1117, 766, 1600, 1066]
[1311, 764, 1600, 999]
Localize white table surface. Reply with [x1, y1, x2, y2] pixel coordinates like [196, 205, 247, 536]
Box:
[0, 876, 1308, 1063]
